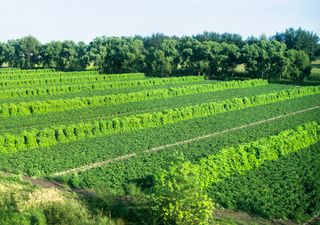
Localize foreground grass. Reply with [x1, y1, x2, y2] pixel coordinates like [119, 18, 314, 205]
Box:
[0, 174, 117, 225]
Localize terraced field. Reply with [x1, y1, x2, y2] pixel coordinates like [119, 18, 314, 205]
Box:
[0, 68, 319, 224]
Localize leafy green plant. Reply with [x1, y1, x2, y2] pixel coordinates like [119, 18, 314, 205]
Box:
[0, 79, 267, 116]
[0, 72, 145, 88]
[152, 122, 320, 224]
[0, 85, 319, 154]
[0, 75, 205, 100]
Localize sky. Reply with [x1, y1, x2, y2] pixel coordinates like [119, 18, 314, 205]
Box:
[0, 0, 319, 43]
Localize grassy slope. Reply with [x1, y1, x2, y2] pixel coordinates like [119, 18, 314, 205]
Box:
[0, 174, 118, 225]
[0, 172, 300, 225]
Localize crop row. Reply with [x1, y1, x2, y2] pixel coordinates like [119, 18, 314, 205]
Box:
[209, 142, 320, 221]
[0, 73, 145, 88]
[0, 84, 294, 134]
[0, 86, 318, 154]
[154, 121, 320, 192]
[0, 70, 99, 80]
[0, 79, 267, 116]
[0, 68, 55, 74]
[48, 96, 319, 190]
[0, 94, 317, 179]
[154, 122, 320, 223]
[0, 76, 205, 99]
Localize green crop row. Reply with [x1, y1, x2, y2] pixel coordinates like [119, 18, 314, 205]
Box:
[0, 83, 295, 134]
[0, 73, 145, 88]
[209, 142, 320, 222]
[0, 76, 205, 99]
[0, 79, 267, 116]
[153, 122, 320, 223]
[0, 86, 318, 154]
[0, 70, 99, 80]
[154, 121, 320, 192]
[0, 68, 55, 74]
[47, 95, 319, 190]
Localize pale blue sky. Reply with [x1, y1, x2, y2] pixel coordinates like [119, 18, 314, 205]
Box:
[0, 0, 319, 43]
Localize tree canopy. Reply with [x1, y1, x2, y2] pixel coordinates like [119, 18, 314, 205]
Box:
[0, 28, 318, 82]
[272, 27, 320, 60]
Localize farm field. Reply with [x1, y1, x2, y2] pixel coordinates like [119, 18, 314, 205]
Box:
[0, 68, 319, 224]
[1, 0, 319, 223]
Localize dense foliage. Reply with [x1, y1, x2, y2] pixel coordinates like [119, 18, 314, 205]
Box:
[153, 122, 320, 224]
[0, 68, 55, 74]
[0, 83, 300, 134]
[0, 69, 98, 79]
[272, 27, 320, 60]
[0, 59, 319, 225]
[0, 79, 267, 116]
[0, 175, 116, 225]
[0, 28, 318, 81]
[0, 85, 318, 154]
[210, 142, 320, 222]
[0, 72, 145, 88]
[64, 95, 318, 191]
[0, 75, 204, 99]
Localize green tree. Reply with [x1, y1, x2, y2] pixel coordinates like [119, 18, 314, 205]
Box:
[209, 42, 240, 78]
[102, 37, 145, 74]
[86, 36, 108, 70]
[273, 27, 320, 59]
[0, 42, 14, 67]
[194, 31, 243, 47]
[192, 41, 213, 76]
[76, 41, 89, 70]
[9, 36, 41, 69]
[40, 41, 62, 69]
[241, 40, 287, 79]
[57, 41, 88, 71]
[178, 37, 203, 75]
[146, 38, 179, 77]
[285, 49, 311, 82]
[153, 162, 215, 225]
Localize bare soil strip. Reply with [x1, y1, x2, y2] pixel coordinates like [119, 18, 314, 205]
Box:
[51, 105, 320, 177]
[0, 171, 63, 188]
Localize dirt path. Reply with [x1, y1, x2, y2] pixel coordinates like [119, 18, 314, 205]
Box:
[0, 171, 63, 188]
[303, 214, 320, 225]
[51, 105, 320, 177]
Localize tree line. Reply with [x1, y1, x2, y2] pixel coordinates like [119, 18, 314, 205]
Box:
[0, 28, 319, 81]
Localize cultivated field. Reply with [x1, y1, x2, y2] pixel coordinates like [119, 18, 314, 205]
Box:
[0, 68, 319, 224]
